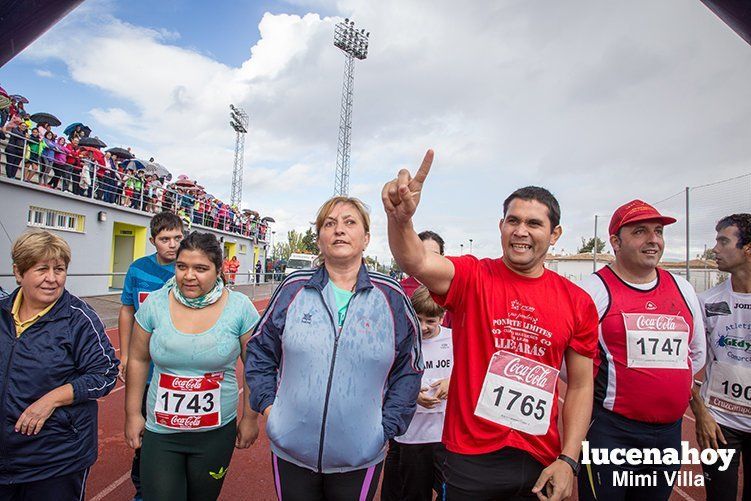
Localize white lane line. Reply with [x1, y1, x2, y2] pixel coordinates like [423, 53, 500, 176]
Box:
[683, 412, 695, 423]
[673, 486, 696, 501]
[89, 471, 130, 501]
[106, 385, 125, 396]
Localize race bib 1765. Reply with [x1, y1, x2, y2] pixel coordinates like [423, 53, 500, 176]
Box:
[474, 351, 558, 435]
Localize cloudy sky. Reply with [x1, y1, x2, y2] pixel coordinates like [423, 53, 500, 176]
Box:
[3, 0, 750, 262]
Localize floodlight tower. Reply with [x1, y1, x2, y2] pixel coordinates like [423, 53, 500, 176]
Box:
[333, 18, 369, 196]
[229, 104, 249, 207]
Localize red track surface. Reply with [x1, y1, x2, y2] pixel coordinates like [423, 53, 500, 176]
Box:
[86, 298, 739, 500]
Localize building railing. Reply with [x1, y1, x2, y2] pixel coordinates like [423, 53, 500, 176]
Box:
[0, 271, 282, 299]
[0, 131, 269, 242]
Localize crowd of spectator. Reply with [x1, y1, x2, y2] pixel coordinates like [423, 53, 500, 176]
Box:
[0, 87, 270, 243]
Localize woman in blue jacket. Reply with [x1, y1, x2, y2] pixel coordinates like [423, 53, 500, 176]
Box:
[246, 196, 423, 501]
[0, 230, 119, 500]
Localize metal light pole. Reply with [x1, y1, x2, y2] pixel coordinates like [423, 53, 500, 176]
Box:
[593, 214, 599, 272]
[333, 18, 369, 196]
[460, 244, 464, 255]
[229, 104, 249, 207]
[469, 239, 474, 254]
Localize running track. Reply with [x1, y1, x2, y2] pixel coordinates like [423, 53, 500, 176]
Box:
[85, 298, 739, 500]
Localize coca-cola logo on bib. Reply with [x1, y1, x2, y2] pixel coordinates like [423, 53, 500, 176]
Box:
[623, 312, 689, 333]
[502, 357, 553, 390]
[635, 315, 676, 331]
[170, 415, 202, 428]
[171, 377, 204, 391]
[160, 373, 221, 392]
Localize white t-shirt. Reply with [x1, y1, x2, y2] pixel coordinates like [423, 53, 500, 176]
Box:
[578, 271, 706, 374]
[699, 280, 751, 432]
[396, 326, 453, 444]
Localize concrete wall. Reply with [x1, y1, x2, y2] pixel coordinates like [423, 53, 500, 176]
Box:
[0, 178, 266, 297]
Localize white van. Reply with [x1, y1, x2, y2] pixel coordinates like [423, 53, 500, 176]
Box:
[284, 253, 317, 276]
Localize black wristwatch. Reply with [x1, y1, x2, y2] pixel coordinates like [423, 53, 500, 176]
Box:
[557, 454, 580, 476]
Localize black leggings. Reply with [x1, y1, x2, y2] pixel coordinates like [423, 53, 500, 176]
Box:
[703, 424, 750, 501]
[140, 419, 236, 501]
[272, 454, 382, 501]
[382, 439, 446, 501]
[578, 407, 681, 501]
[443, 447, 544, 500]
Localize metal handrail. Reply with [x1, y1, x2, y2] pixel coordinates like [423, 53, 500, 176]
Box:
[1, 130, 271, 243]
[0, 271, 280, 281]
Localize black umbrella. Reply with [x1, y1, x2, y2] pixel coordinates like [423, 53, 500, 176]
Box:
[144, 161, 171, 179]
[30, 112, 61, 126]
[106, 147, 134, 159]
[78, 136, 107, 148]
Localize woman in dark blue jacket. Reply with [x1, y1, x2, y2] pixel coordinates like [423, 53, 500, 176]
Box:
[0, 230, 119, 500]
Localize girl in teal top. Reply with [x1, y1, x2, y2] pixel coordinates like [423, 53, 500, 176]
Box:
[125, 232, 260, 501]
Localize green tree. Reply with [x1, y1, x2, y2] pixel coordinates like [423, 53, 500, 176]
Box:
[699, 246, 715, 260]
[577, 237, 606, 254]
[273, 229, 308, 261]
[301, 227, 319, 255]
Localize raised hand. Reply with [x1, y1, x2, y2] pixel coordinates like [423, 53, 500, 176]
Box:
[382, 149, 433, 224]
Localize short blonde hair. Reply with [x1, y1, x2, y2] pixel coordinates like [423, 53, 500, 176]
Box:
[12, 230, 71, 277]
[314, 196, 371, 236]
[411, 286, 445, 318]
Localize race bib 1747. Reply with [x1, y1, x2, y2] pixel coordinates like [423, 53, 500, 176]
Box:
[623, 313, 690, 369]
[474, 351, 558, 436]
[154, 372, 223, 430]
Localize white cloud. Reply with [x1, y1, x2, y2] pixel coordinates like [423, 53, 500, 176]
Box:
[18, 0, 751, 265]
[34, 69, 54, 78]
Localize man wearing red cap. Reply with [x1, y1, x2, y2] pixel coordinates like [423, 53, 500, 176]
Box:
[577, 199, 706, 501]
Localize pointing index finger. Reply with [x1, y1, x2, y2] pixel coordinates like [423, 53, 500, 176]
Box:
[412, 149, 434, 186]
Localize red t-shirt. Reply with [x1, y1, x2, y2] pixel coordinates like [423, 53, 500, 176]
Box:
[432, 256, 598, 466]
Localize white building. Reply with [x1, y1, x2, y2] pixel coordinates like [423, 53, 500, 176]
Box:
[0, 177, 270, 296]
[545, 252, 725, 293]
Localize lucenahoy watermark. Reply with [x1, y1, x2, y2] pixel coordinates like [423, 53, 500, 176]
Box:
[581, 441, 735, 488]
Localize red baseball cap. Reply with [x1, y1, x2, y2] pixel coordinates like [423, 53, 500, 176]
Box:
[608, 200, 677, 236]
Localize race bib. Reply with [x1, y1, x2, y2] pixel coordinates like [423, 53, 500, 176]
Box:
[474, 351, 558, 435]
[623, 313, 689, 369]
[154, 372, 223, 430]
[705, 362, 751, 417]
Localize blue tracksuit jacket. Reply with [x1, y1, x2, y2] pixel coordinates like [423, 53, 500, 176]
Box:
[246, 264, 423, 473]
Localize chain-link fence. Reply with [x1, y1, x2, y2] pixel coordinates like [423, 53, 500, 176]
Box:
[592, 173, 751, 292]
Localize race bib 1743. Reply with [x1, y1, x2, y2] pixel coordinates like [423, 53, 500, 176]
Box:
[154, 372, 223, 430]
[474, 351, 558, 436]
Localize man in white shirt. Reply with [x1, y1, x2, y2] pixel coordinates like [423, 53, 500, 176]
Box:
[689, 213, 751, 501]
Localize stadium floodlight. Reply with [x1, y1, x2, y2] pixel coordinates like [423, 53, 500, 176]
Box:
[229, 104, 249, 207]
[332, 18, 370, 196]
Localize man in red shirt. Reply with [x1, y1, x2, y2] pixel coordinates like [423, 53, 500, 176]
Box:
[400, 231, 445, 297]
[382, 150, 599, 500]
[577, 200, 705, 501]
[400, 230, 453, 328]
